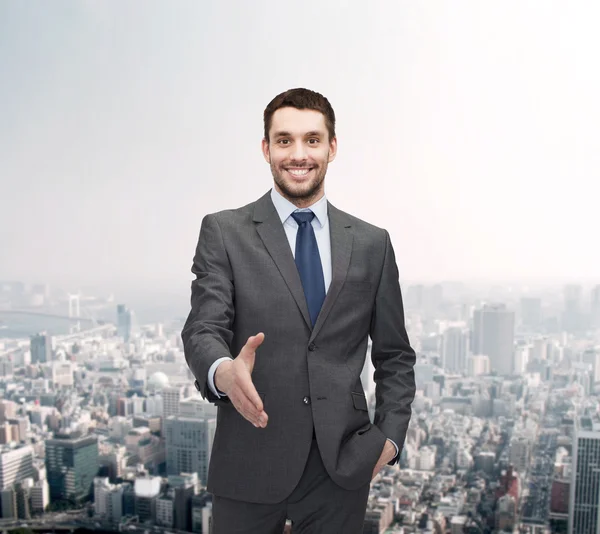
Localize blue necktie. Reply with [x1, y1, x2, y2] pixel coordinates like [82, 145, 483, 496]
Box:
[291, 211, 326, 327]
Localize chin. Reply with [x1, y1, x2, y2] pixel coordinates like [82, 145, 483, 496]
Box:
[286, 185, 319, 200]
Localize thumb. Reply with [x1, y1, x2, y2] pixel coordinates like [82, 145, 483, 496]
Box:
[240, 333, 265, 360]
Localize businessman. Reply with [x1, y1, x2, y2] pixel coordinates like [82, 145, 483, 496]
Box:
[181, 88, 416, 533]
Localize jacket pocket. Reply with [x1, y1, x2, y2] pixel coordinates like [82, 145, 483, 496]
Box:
[351, 391, 368, 411]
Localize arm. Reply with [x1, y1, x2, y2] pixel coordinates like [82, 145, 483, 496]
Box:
[370, 229, 416, 466]
[181, 213, 235, 407]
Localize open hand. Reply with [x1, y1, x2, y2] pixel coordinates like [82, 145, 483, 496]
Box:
[215, 333, 269, 429]
[371, 439, 397, 481]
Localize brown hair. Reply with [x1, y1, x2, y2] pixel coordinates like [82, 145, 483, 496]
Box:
[263, 88, 336, 142]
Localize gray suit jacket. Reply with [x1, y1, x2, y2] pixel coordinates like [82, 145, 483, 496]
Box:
[181, 190, 416, 504]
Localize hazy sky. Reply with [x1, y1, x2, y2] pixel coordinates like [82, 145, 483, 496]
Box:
[1, 1, 598, 298]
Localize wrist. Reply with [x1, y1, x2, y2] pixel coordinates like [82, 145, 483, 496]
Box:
[215, 360, 234, 393]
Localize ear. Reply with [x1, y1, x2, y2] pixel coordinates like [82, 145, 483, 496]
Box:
[328, 137, 338, 163]
[261, 138, 271, 163]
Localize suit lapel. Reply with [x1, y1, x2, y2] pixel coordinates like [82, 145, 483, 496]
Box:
[253, 191, 353, 338]
[309, 202, 352, 343]
[254, 192, 312, 330]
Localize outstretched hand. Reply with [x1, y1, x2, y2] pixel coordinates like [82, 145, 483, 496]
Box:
[214, 332, 269, 429]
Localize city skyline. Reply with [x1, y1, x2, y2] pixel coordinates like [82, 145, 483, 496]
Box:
[1, 2, 599, 291]
[1, 270, 599, 530]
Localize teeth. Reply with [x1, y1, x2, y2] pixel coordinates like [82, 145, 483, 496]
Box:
[288, 168, 310, 177]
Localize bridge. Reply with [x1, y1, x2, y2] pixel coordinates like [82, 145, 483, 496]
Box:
[0, 310, 97, 323]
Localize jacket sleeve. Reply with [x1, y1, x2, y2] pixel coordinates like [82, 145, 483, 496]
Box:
[181, 213, 235, 407]
[369, 229, 416, 465]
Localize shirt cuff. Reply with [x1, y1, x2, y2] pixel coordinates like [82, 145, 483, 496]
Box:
[207, 357, 234, 398]
[387, 438, 399, 459]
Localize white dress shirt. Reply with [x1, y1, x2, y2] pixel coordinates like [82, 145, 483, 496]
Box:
[205, 187, 398, 459]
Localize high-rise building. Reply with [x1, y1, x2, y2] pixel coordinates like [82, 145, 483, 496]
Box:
[162, 386, 185, 419]
[45, 431, 99, 503]
[117, 304, 132, 342]
[0, 446, 35, 493]
[30, 333, 52, 364]
[472, 304, 515, 376]
[441, 326, 469, 373]
[164, 416, 216, 486]
[569, 417, 600, 534]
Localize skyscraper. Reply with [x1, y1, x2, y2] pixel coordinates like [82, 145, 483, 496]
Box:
[164, 416, 215, 486]
[472, 304, 515, 376]
[441, 326, 469, 373]
[30, 333, 52, 364]
[117, 304, 133, 342]
[569, 417, 600, 534]
[162, 386, 185, 419]
[45, 431, 99, 503]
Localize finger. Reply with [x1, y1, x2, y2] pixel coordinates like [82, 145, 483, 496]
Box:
[234, 391, 267, 426]
[239, 379, 264, 413]
[240, 405, 267, 428]
[241, 333, 265, 356]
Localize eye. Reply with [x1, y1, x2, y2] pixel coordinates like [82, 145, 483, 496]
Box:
[308, 138, 319, 144]
[278, 139, 290, 145]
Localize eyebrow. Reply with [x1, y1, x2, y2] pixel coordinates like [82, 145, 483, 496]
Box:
[273, 130, 325, 138]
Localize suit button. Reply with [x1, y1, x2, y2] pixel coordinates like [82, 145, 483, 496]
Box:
[308, 343, 316, 351]
[303, 396, 311, 405]
[194, 380, 201, 391]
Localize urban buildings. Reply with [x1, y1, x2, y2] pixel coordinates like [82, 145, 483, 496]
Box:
[569, 416, 600, 534]
[29, 333, 52, 364]
[472, 303, 515, 376]
[45, 431, 99, 503]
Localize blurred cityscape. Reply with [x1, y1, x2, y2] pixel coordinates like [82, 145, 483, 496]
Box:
[0, 279, 599, 534]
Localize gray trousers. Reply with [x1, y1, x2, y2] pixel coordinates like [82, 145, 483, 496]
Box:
[212, 430, 371, 533]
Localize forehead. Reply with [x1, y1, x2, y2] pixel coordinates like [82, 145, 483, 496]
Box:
[270, 107, 327, 136]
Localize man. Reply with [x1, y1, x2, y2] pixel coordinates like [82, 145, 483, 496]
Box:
[182, 88, 416, 533]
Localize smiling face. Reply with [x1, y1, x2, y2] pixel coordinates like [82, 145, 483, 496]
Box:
[262, 107, 337, 208]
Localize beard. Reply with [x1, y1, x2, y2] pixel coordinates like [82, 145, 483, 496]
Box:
[270, 158, 328, 204]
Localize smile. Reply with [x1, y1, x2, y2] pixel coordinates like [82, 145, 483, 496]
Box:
[286, 168, 313, 177]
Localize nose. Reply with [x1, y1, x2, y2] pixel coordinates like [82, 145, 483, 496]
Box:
[289, 141, 308, 163]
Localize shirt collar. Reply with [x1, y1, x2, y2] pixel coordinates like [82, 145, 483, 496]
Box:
[270, 187, 328, 228]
